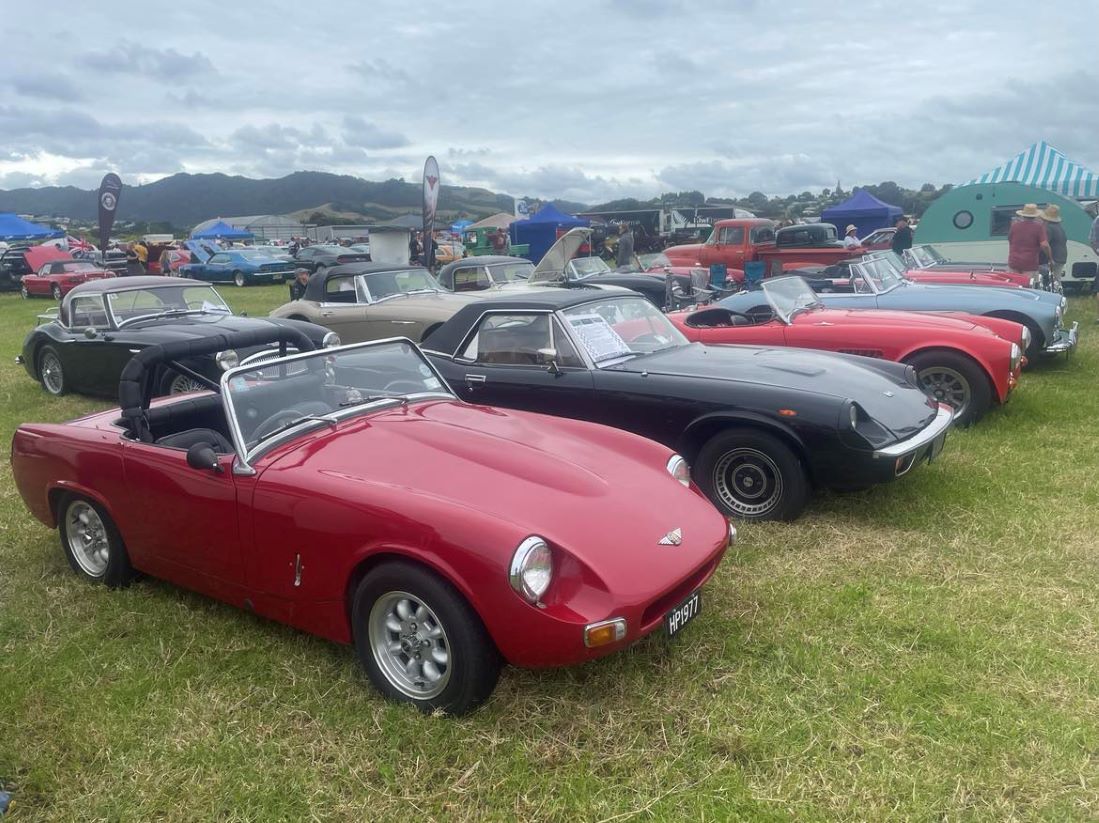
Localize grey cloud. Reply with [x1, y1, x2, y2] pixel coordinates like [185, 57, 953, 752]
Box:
[341, 116, 409, 150]
[80, 41, 216, 79]
[11, 72, 83, 102]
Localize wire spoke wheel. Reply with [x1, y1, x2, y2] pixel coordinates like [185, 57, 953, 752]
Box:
[64, 500, 110, 578]
[918, 366, 970, 418]
[40, 350, 65, 395]
[712, 447, 783, 518]
[368, 591, 452, 700]
[168, 374, 208, 394]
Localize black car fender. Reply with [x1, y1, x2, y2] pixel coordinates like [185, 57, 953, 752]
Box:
[677, 410, 812, 477]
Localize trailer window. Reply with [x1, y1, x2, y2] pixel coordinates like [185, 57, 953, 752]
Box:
[990, 205, 1046, 237]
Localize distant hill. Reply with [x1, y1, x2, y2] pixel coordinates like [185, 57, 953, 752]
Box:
[0, 171, 588, 229]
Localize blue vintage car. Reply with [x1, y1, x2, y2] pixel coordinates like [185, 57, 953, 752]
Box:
[722, 254, 1075, 359]
[179, 249, 295, 287]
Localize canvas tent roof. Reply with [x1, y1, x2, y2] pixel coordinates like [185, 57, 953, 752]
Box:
[191, 220, 253, 240]
[963, 141, 1099, 199]
[376, 213, 424, 230]
[0, 213, 63, 242]
[523, 203, 588, 226]
[469, 212, 515, 230]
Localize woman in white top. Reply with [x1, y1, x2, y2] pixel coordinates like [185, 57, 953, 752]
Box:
[843, 225, 861, 250]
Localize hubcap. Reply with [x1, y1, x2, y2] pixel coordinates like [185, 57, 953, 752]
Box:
[918, 366, 970, 417]
[65, 501, 110, 577]
[41, 352, 64, 394]
[713, 448, 783, 518]
[368, 591, 451, 699]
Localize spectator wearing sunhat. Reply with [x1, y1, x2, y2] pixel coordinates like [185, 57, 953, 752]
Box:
[843, 225, 861, 250]
[1007, 204, 1051, 276]
[1039, 205, 1067, 289]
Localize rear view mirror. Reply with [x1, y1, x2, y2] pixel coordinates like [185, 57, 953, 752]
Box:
[186, 442, 222, 473]
[83, 327, 98, 339]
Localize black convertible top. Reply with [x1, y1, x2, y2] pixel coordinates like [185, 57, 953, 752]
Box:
[423, 288, 634, 355]
[301, 263, 430, 302]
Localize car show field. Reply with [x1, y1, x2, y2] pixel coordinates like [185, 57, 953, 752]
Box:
[1, 282, 1097, 820]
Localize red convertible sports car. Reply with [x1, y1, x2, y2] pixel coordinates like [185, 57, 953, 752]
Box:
[21, 258, 115, 300]
[668, 275, 1025, 426]
[11, 328, 733, 715]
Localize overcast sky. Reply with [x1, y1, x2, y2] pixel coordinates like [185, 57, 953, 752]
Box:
[1, 0, 1096, 203]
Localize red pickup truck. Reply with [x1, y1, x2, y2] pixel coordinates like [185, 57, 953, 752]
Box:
[663, 219, 859, 277]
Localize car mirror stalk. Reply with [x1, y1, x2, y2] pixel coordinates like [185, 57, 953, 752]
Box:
[186, 443, 223, 473]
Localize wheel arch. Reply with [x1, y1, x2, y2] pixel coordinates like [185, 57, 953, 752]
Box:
[984, 310, 1044, 349]
[899, 344, 1001, 401]
[420, 322, 444, 343]
[47, 482, 122, 532]
[678, 412, 814, 483]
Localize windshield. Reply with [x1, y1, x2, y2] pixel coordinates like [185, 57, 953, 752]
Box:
[58, 262, 100, 273]
[486, 261, 533, 282]
[225, 340, 453, 453]
[568, 257, 611, 279]
[109, 284, 232, 326]
[906, 245, 942, 268]
[639, 253, 671, 270]
[360, 268, 441, 300]
[761, 277, 823, 322]
[852, 256, 906, 294]
[560, 296, 687, 365]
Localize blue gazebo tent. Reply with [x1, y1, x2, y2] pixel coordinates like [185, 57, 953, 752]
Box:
[962, 141, 1099, 199]
[190, 220, 253, 240]
[0, 213, 64, 242]
[509, 203, 589, 262]
[821, 190, 903, 241]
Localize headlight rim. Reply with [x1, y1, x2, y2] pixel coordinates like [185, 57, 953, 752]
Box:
[666, 453, 691, 486]
[509, 536, 553, 604]
[321, 331, 341, 348]
[215, 349, 240, 371]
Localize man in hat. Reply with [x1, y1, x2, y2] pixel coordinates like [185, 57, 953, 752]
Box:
[843, 225, 861, 250]
[288, 267, 311, 301]
[890, 216, 913, 255]
[1007, 203, 1051, 277]
[1040, 205, 1067, 290]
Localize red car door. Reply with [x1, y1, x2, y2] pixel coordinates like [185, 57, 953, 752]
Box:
[692, 319, 787, 348]
[121, 443, 246, 602]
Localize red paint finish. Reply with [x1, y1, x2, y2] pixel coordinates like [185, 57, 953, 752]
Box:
[12, 398, 731, 670]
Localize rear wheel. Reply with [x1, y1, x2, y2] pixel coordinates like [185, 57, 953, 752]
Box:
[51, 283, 63, 301]
[352, 561, 501, 715]
[233, 271, 246, 288]
[20, 284, 30, 299]
[165, 372, 209, 395]
[905, 350, 991, 426]
[694, 430, 809, 521]
[37, 345, 67, 396]
[58, 494, 135, 587]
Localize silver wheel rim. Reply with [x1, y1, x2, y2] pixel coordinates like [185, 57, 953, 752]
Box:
[234, 273, 245, 287]
[918, 366, 970, 417]
[368, 591, 452, 699]
[65, 500, 110, 577]
[52, 285, 62, 300]
[20, 286, 29, 299]
[713, 447, 783, 517]
[41, 352, 64, 394]
[169, 374, 207, 394]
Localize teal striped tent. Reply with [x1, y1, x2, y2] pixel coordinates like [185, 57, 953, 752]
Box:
[963, 141, 1099, 199]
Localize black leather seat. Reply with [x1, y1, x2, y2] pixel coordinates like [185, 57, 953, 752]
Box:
[155, 428, 234, 454]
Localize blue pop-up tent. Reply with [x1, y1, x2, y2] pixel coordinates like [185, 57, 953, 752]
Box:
[821, 190, 902, 240]
[191, 220, 253, 241]
[510, 203, 589, 262]
[0, 213, 64, 242]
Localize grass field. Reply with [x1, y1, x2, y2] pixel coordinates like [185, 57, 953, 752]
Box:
[1, 284, 1097, 821]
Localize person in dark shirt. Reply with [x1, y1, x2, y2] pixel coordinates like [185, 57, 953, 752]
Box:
[288, 267, 311, 301]
[1040, 205, 1067, 290]
[615, 223, 634, 267]
[409, 233, 421, 264]
[890, 216, 913, 254]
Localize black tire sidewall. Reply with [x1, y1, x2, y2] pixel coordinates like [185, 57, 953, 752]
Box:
[57, 494, 135, 588]
[907, 350, 992, 427]
[38, 345, 66, 396]
[52, 284, 62, 300]
[233, 271, 246, 287]
[694, 429, 809, 521]
[352, 561, 500, 715]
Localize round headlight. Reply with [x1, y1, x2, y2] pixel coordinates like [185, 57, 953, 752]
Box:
[509, 537, 553, 604]
[1020, 326, 1032, 351]
[322, 331, 341, 348]
[666, 454, 690, 486]
[903, 364, 919, 387]
[215, 349, 239, 371]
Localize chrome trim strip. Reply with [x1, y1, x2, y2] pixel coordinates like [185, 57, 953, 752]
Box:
[1043, 321, 1078, 354]
[872, 403, 954, 459]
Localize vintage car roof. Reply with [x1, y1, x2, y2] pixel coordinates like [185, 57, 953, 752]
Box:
[66, 275, 207, 296]
[439, 255, 528, 273]
[425, 287, 625, 354]
[302, 263, 431, 301]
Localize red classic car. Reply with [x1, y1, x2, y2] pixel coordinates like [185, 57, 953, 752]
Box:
[21, 257, 115, 300]
[669, 275, 1026, 425]
[11, 329, 733, 715]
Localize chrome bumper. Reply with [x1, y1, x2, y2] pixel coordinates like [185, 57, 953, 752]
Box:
[1043, 321, 1078, 354]
[873, 403, 954, 459]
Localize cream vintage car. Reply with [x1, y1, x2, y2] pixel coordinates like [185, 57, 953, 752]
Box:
[269, 263, 479, 343]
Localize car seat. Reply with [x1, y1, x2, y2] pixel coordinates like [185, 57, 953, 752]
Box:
[155, 428, 234, 454]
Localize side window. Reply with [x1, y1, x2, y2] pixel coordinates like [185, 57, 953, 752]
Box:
[720, 226, 745, 244]
[209, 254, 229, 265]
[452, 267, 491, 292]
[459, 314, 583, 367]
[324, 275, 358, 303]
[69, 296, 109, 328]
[750, 226, 775, 244]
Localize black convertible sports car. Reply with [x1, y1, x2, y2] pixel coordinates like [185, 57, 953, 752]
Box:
[16, 276, 336, 398]
[424, 290, 954, 521]
[293, 244, 371, 273]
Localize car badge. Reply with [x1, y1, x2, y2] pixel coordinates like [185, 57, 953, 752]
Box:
[658, 528, 683, 546]
[883, 391, 895, 397]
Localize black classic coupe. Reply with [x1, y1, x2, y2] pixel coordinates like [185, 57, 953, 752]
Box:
[17, 276, 336, 398]
[424, 290, 954, 521]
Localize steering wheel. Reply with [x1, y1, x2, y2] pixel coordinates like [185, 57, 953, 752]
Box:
[382, 379, 426, 394]
[727, 310, 757, 325]
[252, 401, 332, 441]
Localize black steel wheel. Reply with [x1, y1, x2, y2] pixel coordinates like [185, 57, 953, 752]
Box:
[695, 430, 809, 521]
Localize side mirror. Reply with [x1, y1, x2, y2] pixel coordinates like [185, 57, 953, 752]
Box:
[186, 442, 223, 473]
[83, 326, 98, 339]
[538, 348, 562, 376]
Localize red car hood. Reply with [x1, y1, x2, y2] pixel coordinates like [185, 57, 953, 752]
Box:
[662, 243, 705, 264]
[907, 270, 1023, 288]
[265, 400, 728, 592]
[796, 307, 1000, 336]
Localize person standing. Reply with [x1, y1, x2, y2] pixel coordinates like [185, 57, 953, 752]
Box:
[1040, 205, 1067, 290]
[1007, 203, 1051, 278]
[615, 223, 634, 267]
[890, 216, 913, 255]
[409, 232, 420, 264]
[843, 225, 861, 250]
[288, 267, 311, 301]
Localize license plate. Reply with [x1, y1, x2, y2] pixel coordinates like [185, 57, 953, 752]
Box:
[664, 589, 702, 639]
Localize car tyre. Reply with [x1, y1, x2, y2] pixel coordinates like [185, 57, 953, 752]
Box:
[20, 284, 30, 299]
[905, 350, 991, 427]
[694, 429, 809, 521]
[51, 283, 63, 301]
[37, 345, 67, 396]
[58, 494, 135, 588]
[232, 271, 246, 288]
[352, 561, 501, 715]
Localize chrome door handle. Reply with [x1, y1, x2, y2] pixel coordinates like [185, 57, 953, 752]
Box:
[465, 374, 486, 384]
[391, 320, 415, 325]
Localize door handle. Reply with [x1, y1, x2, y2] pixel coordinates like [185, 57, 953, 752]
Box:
[465, 374, 486, 384]
[321, 311, 333, 317]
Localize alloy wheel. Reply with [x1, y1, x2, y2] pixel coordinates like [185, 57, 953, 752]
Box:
[64, 500, 110, 578]
[918, 366, 970, 418]
[368, 591, 452, 700]
[712, 447, 784, 518]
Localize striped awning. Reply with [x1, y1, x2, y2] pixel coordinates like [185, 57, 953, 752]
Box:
[963, 141, 1099, 199]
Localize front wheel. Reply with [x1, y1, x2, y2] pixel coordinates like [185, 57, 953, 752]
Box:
[694, 430, 809, 521]
[37, 345, 67, 396]
[906, 350, 991, 427]
[232, 271, 246, 288]
[51, 283, 63, 301]
[58, 494, 135, 587]
[352, 561, 501, 715]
